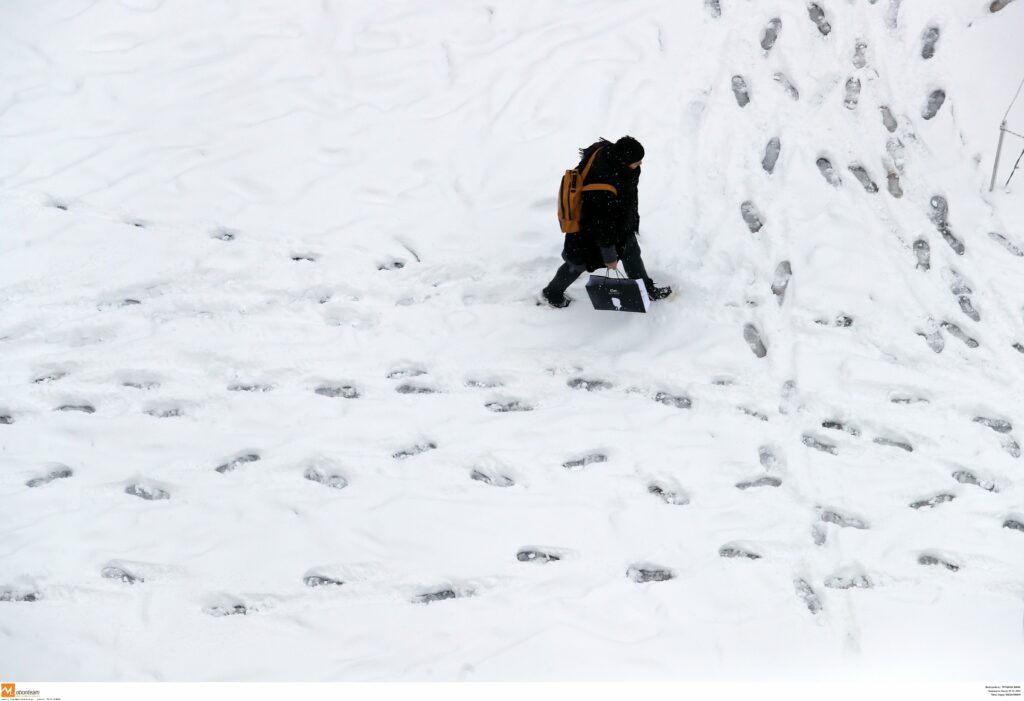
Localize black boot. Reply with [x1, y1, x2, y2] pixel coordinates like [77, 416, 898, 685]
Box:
[541, 287, 572, 308]
[644, 279, 672, 301]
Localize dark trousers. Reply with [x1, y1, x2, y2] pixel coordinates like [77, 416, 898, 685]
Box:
[544, 234, 650, 297]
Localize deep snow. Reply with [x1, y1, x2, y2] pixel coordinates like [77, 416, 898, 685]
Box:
[1, 0, 1024, 682]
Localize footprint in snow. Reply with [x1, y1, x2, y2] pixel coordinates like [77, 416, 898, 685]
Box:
[762, 137, 781, 174]
[210, 227, 237, 242]
[807, 3, 831, 35]
[0, 414, 13, 425]
[143, 406, 184, 418]
[848, 163, 878, 193]
[774, 72, 799, 100]
[205, 603, 250, 617]
[843, 77, 861, 109]
[873, 437, 913, 452]
[735, 476, 782, 490]
[731, 76, 750, 107]
[125, 483, 170, 501]
[517, 549, 561, 564]
[627, 565, 675, 583]
[56, 403, 95, 414]
[822, 420, 860, 436]
[465, 377, 504, 388]
[1, 589, 41, 602]
[412, 587, 473, 605]
[917, 235, 933, 270]
[779, 379, 797, 415]
[816, 158, 841, 186]
[101, 565, 144, 584]
[741, 407, 769, 422]
[941, 321, 977, 348]
[654, 392, 691, 409]
[820, 509, 869, 529]
[812, 525, 827, 546]
[891, 397, 932, 407]
[880, 105, 898, 132]
[315, 383, 360, 399]
[1004, 518, 1024, 532]
[705, 0, 721, 18]
[951, 469, 997, 492]
[957, 296, 980, 322]
[377, 259, 406, 271]
[387, 367, 427, 380]
[215, 453, 260, 474]
[33, 371, 69, 384]
[567, 378, 612, 391]
[562, 453, 607, 471]
[824, 574, 873, 589]
[228, 383, 274, 392]
[973, 417, 1012, 433]
[304, 574, 344, 588]
[761, 17, 782, 51]
[802, 434, 837, 455]
[470, 469, 514, 487]
[485, 399, 533, 413]
[886, 166, 903, 198]
[26, 465, 73, 488]
[922, 89, 946, 120]
[990, 0, 1017, 12]
[291, 253, 318, 262]
[918, 324, 945, 353]
[758, 445, 780, 470]
[921, 26, 940, 59]
[771, 261, 791, 304]
[719, 545, 762, 560]
[740, 201, 764, 233]
[123, 380, 160, 390]
[918, 554, 959, 572]
[743, 324, 767, 358]
[910, 493, 955, 509]
[395, 383, 441, 394]
[648, 483, 690, 505]
[393, 441, 437, 460]
[304, 466, 349, 489]
[794, 578, 822, 614]
[1002, 436, 1021, 458]
[852, 39, 868, 68]
[988, 232, 1024, 257]
[814, 315, 854, 327]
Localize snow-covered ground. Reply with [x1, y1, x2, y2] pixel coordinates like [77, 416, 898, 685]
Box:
[2, 0, 1024, 682]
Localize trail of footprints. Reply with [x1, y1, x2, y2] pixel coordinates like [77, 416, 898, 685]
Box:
[7, 381, 1022, 613]
[733, 4, 1024, 366]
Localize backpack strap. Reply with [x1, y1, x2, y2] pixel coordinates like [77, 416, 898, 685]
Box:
[581, 183, 618, 195]
[579, 147, 619, 197]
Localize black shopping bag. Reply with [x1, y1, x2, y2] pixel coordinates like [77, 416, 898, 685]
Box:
[586, 272, 651, 313]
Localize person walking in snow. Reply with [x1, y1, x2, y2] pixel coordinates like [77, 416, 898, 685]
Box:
[541, 135, 671, 308]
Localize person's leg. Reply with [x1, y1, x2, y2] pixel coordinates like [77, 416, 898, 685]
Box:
[619, 234, 650, 281]
[619, 234, 672, 300]
[544, 260, 587, 298]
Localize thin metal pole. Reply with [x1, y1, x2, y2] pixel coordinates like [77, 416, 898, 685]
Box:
[991, 121, 1008, 192]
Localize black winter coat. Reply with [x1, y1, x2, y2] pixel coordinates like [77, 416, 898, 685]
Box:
[562, 140, 641, 271]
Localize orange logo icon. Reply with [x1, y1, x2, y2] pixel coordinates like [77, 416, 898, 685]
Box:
[1, 683, 14, 698]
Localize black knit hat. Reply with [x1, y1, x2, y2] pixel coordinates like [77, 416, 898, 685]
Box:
[613, 135, 645, 164]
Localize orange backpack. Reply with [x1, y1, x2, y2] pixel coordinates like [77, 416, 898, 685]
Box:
[557, 147, 619, 234]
